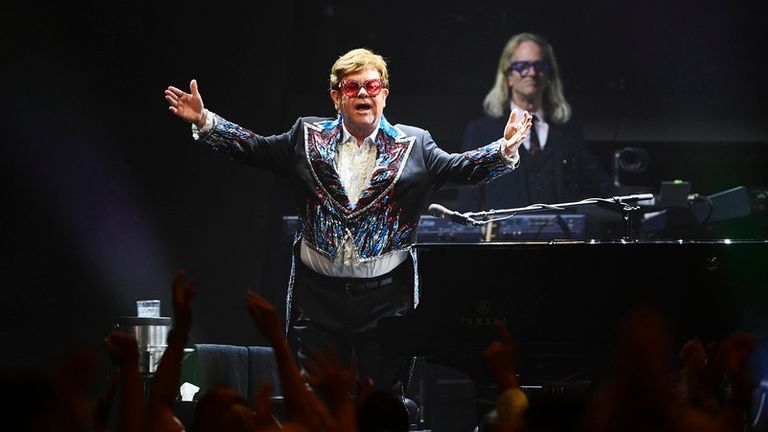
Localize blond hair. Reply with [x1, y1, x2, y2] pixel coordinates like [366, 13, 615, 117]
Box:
[329, 48, 390, 90]
[483, 33, 571, 124]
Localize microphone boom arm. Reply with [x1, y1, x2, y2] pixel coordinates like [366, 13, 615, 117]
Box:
[428, 193, 653, 240]
[464, 193, 654, 221]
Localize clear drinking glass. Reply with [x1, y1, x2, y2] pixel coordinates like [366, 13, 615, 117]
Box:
[136, 299, 161, 318]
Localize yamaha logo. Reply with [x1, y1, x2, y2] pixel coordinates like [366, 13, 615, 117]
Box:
[477, 300, 491, 315]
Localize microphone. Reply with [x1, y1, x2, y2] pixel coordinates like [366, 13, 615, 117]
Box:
[428, 203, 476, 226]
[613, 193, 655, 202]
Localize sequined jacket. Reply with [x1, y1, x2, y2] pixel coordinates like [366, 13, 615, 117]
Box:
[200, 114, 517, 262]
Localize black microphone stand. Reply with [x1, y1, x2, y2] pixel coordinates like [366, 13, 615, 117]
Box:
[460, 193, 653, 241]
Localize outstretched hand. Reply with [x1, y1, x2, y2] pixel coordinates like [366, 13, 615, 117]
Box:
[171, 270, 196, 335]
[165, 79, 206, 128]
[501, 109, 532, 159]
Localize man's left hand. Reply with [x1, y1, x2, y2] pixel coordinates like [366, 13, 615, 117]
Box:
[502, 109, 532, 159]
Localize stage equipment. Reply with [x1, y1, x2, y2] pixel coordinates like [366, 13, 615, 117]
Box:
[113, 316, 171, 375]
[379, 240, 768, 421]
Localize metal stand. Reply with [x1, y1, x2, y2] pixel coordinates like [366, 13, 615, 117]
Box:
[620, 202, 643, 241]
[142, 372, 155, 401]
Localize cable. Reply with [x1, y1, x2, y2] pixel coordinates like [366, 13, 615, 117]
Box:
[555, 214, 573, 239]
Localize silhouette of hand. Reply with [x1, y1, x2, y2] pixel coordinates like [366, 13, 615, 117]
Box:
[171, 270, 196, 334]
[304, 346, 356, 406]
[246, 290, 282, 344]
[483, 320, 518, 391]
[104, 331, 139, 368]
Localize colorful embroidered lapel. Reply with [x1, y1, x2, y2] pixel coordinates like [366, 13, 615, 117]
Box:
[304, 116, 415, 217]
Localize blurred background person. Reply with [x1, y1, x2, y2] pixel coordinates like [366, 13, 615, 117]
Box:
[458, 33, 615, 237]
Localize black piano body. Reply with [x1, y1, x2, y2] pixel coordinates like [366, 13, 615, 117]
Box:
[379, 240, 768, 388]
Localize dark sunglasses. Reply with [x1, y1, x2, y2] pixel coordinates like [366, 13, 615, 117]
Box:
[506, 61, 551, 76]
[337, 79, 384, 97]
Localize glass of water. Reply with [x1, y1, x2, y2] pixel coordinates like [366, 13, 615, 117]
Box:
[136, 300, 161, 318]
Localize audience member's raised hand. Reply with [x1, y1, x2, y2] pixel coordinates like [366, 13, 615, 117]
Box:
[480, 321, 528, 432]
[304, 345, 359, 430]
[679, 337, 707, 368]
[678, 332, 758, 432]
[721, 331, 757, 406]
[355, 376, 375, 410]
[246, 290, 282, 345]
[679, 337, 723, 411]
[104, 331, 145, 432]
[304, 346, 358, 432]
[245, 290, 339, 431]
[94, 369, 120, 432]
[105, 331, 140, 368]
[171, 270, 196, 335]
[191, 386, 251, 432]
[483, 320, 519, 391]
[251, 380, 281, 430]
[146, 270, 197, 431]
[49, 347, 105, 432]
[704, 331, 757, 432]
[304, 346, 356, 404]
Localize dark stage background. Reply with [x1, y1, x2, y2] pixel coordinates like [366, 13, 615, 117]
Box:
[2, 0, 767, 373]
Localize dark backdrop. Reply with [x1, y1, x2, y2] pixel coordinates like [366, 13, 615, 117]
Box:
[2, 0, 767, 370]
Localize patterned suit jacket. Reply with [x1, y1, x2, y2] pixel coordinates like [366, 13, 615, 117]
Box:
[200, 114, 517, 261]
[199, 113, 517, 324]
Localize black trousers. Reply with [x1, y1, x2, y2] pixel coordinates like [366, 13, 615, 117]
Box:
[289, 256, 414, 393]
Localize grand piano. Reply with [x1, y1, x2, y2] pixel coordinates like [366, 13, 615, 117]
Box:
[379, 240, 768, 390]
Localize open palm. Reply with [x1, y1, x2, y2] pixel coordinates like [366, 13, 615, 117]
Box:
[502, 109, 532, 158]
[164, 79, 205, 126]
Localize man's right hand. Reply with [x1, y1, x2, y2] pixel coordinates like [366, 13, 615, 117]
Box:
[165, 79, 206, 128]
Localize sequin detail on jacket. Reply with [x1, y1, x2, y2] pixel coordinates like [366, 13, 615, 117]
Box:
[302, 117, 415, 261]
[462, 142, 516, 185]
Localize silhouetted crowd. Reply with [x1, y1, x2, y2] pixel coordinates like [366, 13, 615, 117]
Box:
[1, 271, 760, 432]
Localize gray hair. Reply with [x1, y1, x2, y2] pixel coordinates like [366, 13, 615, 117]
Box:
[482, 33, 572, 124]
